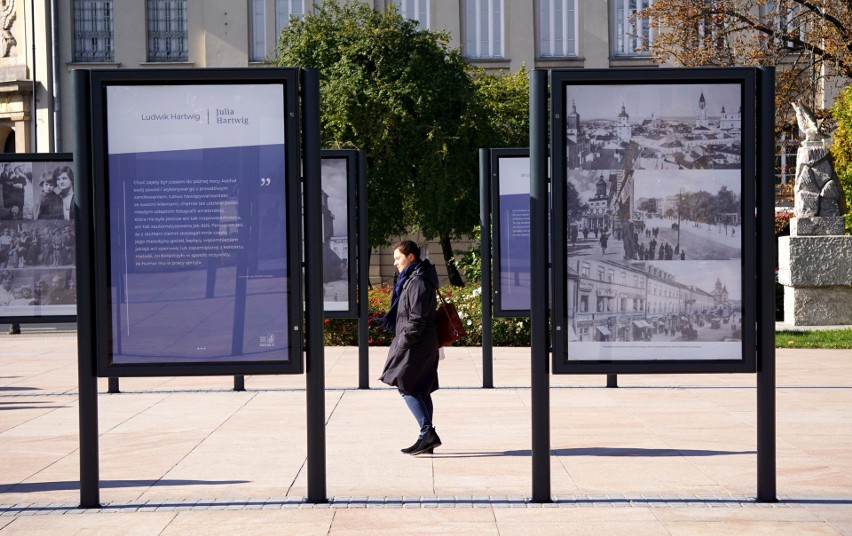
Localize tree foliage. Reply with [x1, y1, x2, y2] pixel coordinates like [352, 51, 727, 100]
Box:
[830, 84, 852, 233]
[638, 0, 852, 133]
[472, 66, 531, 149]
[274, 2, 471, 240]
[275, 0, 528, 285]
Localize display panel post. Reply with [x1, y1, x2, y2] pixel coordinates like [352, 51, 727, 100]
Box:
[302, 69, 327, 503]
[530, 70, 551, 503]
[479, 148, 494, 388]
[756, 66, 777, 502]
[357, 150, 370, 389]
[72, 68, 100, 508]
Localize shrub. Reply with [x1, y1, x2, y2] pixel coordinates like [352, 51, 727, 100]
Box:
[323, 283, 531, 346]
[774, 210, 792, 237]
[830, 84, 852, 234]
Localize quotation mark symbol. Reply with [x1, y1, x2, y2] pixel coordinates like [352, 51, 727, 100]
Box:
[260, 177, 272, 186]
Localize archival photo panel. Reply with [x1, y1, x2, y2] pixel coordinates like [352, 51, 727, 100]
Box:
[0, 156, 76, 321]
[104, 82, 291, 366]
[321, 157, 352, 313]
[563, 79, 746, 364]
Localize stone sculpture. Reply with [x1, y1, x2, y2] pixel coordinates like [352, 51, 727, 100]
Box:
[778, 100, 852, 326]
[791, 100, 847, 232]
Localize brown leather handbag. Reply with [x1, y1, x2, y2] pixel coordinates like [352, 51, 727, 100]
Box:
[436, 292, 467, 347]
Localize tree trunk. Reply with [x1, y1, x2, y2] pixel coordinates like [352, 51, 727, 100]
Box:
[439, 232, 464, 287]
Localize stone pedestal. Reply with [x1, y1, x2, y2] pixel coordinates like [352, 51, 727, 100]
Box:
[778, 219, 852, 325]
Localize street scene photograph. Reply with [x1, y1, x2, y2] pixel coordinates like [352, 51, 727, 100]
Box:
[563, 82, 745, 357]
[567, 168, 742, 262]
[567, 258, 742, 348]
[563, 82, 742, 171]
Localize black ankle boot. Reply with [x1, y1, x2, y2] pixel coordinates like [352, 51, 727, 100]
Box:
[401, 437, 422, 454]
[411, 428, 441, 455]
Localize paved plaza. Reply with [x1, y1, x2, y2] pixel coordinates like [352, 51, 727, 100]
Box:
[1, 328, 851, 534]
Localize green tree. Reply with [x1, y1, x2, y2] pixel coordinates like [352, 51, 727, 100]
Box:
[473, 66, 531, 149]
[830, 84, 852, 234]
[275, 0, 485, 285]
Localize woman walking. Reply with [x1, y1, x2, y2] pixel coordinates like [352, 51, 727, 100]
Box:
[378, 240, 442, 456]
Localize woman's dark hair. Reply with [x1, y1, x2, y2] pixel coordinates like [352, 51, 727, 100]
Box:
[53, 165, 74, 181]
[393, 240, 420, 260]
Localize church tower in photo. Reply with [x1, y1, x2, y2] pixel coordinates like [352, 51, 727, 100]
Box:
[616, 103, 631, 142]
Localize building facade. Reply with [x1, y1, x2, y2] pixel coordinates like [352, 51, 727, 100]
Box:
[4, 0, 848, 284]
[12, 0, 669, 160]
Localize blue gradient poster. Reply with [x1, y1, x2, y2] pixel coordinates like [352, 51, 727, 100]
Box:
[497, 157, 531, 313]
[105, 84, 290, 365]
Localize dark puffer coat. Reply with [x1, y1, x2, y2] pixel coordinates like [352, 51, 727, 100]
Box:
[379, 260, 440, 395]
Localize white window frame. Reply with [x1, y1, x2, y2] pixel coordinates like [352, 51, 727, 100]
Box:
[539, 0, 577, 58]
[613, 0, 654, 57]
[773, 1, 806, 48]
[464, 0, 503, 59]
[250, 0, 305, 62]
[275, 0, 305, 38]
[146, 0, 188, 62]
[73, 0, 114, 62]
[394, 0, 430, 29]
[251, 0, 267, 62]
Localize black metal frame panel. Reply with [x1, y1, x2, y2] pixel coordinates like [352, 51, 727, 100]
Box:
[0, 153, 76, 324]
[87, 68, 304, 376]
[490, 147, 532, 317]
[551, 67, 760, 374]
[321, 149, 358, 319]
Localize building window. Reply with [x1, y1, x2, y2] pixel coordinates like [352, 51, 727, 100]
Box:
[539, 0, 576, 58]
[251, 0, 305, 62]
[580, 295, 589, 312]
[251, 0, 266, 62]
[276, 0, 305, 38]
[73, 1, 114, 62]
[614, 0, 654, 57]
[464, 0, 503, 59]
[147, 0, 188, 62]
[395, 0, 430, 29]
[777, 132, 798, 185]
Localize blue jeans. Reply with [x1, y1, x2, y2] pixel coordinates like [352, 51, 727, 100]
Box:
[400, 390, 433, 437]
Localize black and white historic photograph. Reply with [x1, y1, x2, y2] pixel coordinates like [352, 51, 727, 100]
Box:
[321, 157, 351, 311]
[0, 157, 77, 318]
[567, 258, 742, 351]
[561, 81, 746, 362]
[567, 169, 741, 262]
[0, 161, 77, 222]
[564, 83, 742, 171]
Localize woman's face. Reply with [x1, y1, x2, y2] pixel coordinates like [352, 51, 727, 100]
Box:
[41, 181, 54, 194]
[393, 248, 414, 273]
[56, 172, 72, 193]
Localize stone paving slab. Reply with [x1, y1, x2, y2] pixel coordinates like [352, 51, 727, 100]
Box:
[0, 333, 851, 534]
